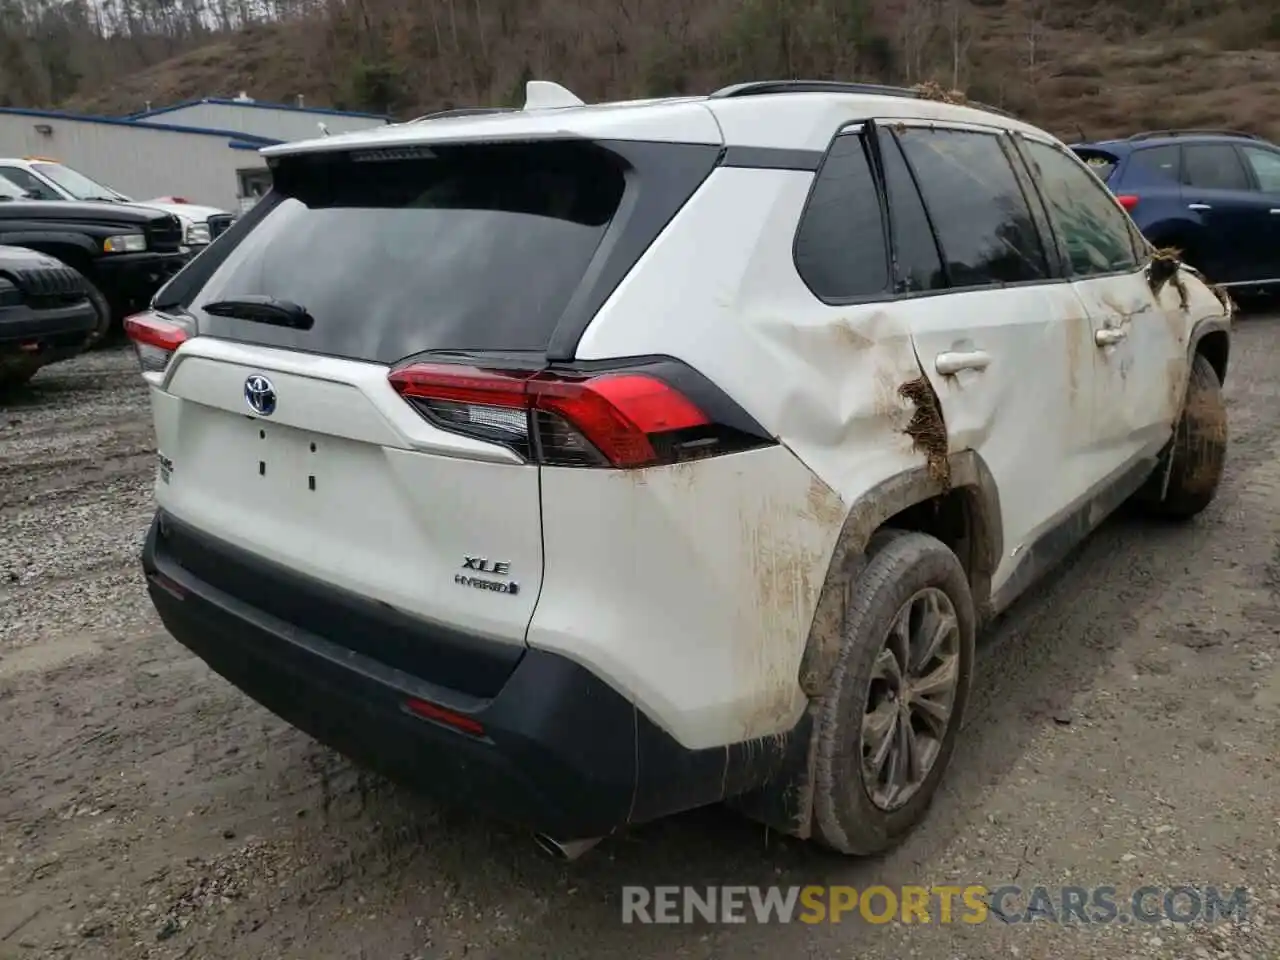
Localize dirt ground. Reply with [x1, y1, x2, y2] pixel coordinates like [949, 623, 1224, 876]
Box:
[1, 324, 1277, 960]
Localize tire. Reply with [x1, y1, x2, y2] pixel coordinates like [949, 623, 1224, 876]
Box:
[1143, 353, 1227, 520]
[0, 358, 40, 392]
[812, 528, 976, 856]
[38, 252, 113, 346]
[82, 278, 112, 346]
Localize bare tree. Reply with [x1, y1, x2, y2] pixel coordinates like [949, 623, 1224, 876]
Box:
[897, 0, 942, 83]
[947, 0, 972, 89]
[1024, 0, 1049, 87]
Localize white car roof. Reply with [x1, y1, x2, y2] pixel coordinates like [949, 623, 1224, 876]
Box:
[261, 81, 1058, 159]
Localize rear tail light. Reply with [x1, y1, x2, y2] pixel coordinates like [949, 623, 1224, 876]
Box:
[1115, 194, 1140, 211]
[388, 360, 773, 469]
[124, 311, 192, 375]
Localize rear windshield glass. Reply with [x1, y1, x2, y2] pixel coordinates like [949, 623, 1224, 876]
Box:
[1071, 148, 1120, 183]
[187, 141, 627, 364]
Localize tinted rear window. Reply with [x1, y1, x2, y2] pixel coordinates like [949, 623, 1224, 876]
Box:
[187, 142, 627, 364]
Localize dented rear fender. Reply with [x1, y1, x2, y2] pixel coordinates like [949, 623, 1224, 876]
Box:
[797, 449, 1003, 699]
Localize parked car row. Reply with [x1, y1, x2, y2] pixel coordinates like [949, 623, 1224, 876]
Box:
[1071, 128, 1280, 296]
[0, 153, 242, 389]
[0, 157, 235, 252]
[0, 173, 200, 389]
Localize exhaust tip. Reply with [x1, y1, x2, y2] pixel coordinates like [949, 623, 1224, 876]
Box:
[534, 834, 601, 862]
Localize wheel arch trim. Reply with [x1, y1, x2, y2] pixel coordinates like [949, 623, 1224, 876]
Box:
[798, 449, 1002, 698]
[1189, 316, 1230, 386]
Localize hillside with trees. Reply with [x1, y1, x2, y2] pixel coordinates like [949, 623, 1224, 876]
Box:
[2, 0, 1279, 142]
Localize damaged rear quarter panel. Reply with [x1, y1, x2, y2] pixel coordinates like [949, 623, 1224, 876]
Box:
[529, 447, 843, 751]
[567, 167, 934, 744]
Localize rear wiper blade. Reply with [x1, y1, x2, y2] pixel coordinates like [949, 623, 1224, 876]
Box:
[202, 295, 314, 330]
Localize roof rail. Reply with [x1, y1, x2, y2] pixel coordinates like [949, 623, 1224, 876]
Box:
[1127, 128, 1260, 142]
[712, 80, 915, 100]
[409, 107, 518, 122]
[708, 79, 1017, 119]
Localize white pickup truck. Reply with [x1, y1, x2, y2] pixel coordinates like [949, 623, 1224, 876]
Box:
[0, 157, 234, 251]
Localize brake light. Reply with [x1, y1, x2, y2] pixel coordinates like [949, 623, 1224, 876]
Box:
[1115, 194, 1140, 211]
[388, 361, 769, 469]
[124, 311, 191, 375]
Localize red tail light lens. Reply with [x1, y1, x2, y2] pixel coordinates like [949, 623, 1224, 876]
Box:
[389, 361, 767, 469]
[124, 311, 191, 375]
[1115, 194, 1140, 211]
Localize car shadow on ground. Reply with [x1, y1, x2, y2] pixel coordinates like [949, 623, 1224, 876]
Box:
[0, 376, 92, 408]
[231, 500, 1208, 957]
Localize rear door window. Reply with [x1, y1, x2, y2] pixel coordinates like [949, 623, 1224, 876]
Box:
[0, 166, 61, 201]
[1181, 144, 1251, 191]
[186, 141, 628, 364]
[792, 132, 891, 301]
[1125, 145, 1181, 185]
[0, 173, 26, 200]
[894, 127, 1050, 288]
[879, 133, 946, 294]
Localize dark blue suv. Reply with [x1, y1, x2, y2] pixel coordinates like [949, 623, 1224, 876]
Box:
[1071, 129, 1280, 293]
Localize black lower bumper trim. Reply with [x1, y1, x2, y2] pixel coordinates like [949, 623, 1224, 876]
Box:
[0, 300, 97, 345]
[142, 511, 806, 838]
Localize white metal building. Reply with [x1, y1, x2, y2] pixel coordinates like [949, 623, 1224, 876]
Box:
[0, 107, 277, 211]
[0, 98, 390, 213]
[127, 97, 390, 144]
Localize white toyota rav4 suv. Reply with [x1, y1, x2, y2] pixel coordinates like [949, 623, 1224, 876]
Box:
[129, 80, 1231, 860]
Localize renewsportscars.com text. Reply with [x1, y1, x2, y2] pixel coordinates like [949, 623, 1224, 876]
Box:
[621, 885, 1248, 925]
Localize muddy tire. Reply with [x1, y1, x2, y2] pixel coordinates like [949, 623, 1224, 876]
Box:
[812, 529, 976, 856]
[1143, 353, 1227, 520]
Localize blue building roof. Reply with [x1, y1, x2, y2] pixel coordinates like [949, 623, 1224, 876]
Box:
[0, 105, 283, 146]
[127, 98, 390, 122]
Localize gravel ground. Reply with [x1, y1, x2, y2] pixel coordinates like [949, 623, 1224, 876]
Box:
[1, 326, 1277, 960]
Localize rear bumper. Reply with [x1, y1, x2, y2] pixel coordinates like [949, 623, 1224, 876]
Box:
[0, 299, 97, 347]
[142, 510, 803, 839]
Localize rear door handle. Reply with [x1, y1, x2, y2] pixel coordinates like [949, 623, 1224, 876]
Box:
[1095, 328, 1127, 346]
[1188, 203, 1212, 211]
[935, 350, 991, 375]
[1271, 209, 1280, 215]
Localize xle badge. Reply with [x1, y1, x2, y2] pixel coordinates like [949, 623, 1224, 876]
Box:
[455, 556, 519, 595]
[157, 452, 174, 484]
